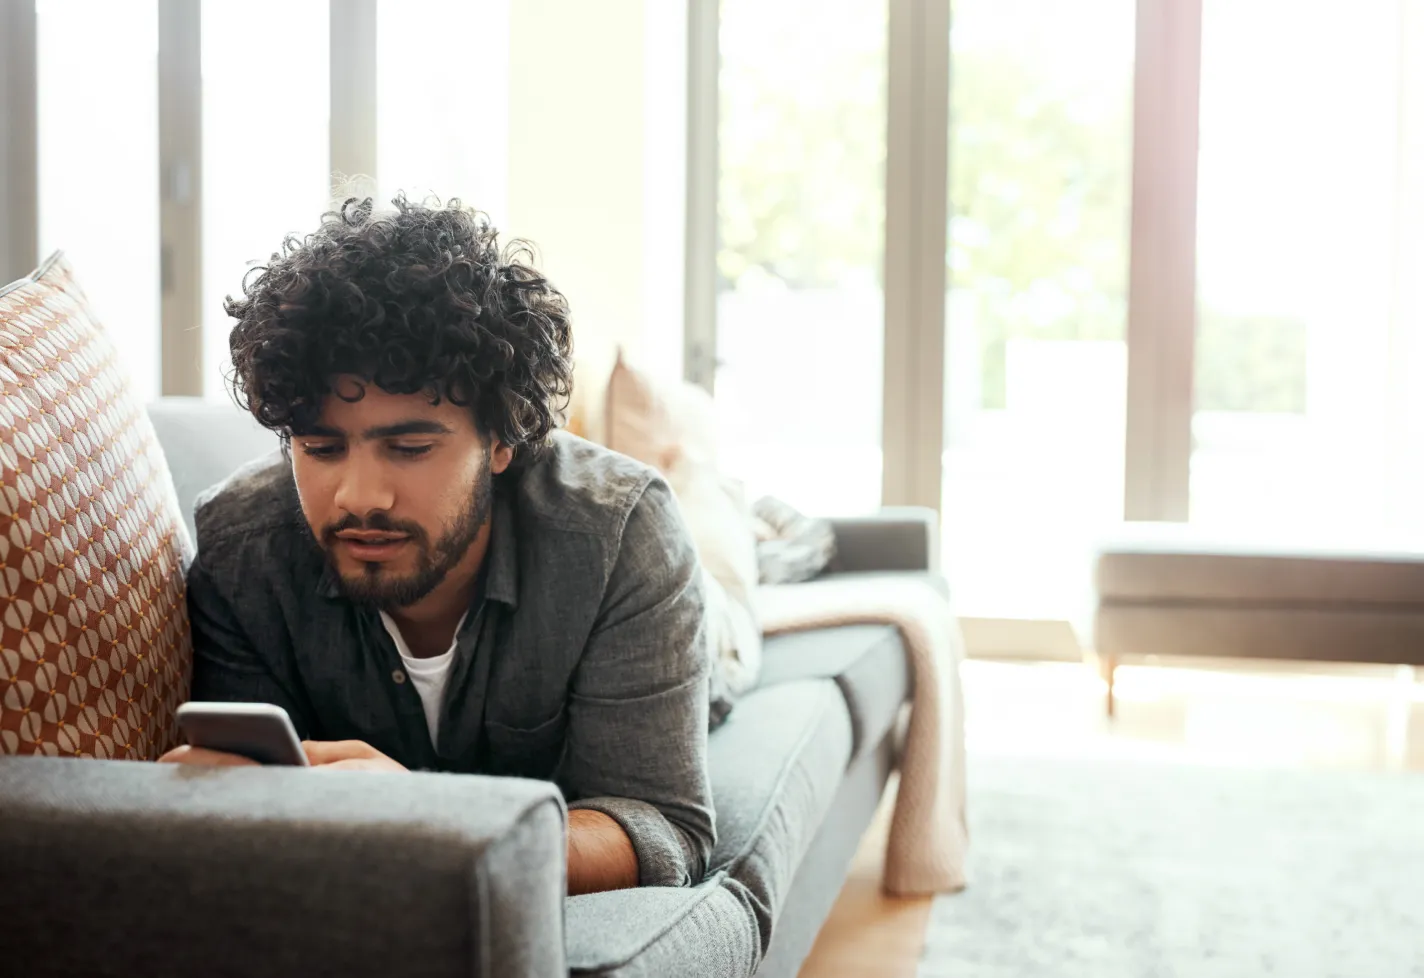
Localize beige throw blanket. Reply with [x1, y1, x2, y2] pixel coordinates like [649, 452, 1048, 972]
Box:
[755, 575, 969, 896]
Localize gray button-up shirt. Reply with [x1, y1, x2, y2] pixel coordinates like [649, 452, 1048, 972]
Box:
[186, 432, 715, 887]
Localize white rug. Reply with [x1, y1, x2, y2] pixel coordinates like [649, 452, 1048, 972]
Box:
[920, 753, 1424, 977]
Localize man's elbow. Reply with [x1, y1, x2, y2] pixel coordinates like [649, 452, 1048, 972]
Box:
[674, 814, 717, 885]
[567, 809, 641, 895]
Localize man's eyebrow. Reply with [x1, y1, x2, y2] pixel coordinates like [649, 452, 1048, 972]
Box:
[362, 420, 454, 439]
[295, 423, 344, 438]
[291, 420, 455, 439]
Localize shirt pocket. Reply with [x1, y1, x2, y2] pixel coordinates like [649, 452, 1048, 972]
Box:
[483, 710, 566, 779]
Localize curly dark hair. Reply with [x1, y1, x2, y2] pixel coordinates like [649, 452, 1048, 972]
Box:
[225, 195, 574, 465]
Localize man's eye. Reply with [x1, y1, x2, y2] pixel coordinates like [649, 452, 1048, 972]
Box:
[392, 444, 433, 458]
[301, 443, 342, 459]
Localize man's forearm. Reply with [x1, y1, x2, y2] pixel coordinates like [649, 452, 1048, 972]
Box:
[567, 809, 640, 895]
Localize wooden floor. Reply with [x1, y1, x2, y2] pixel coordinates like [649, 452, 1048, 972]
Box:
[797, 657, 1424, 978]
[796, 774, 929, 978]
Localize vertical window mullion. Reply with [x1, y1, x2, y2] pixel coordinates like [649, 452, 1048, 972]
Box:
[883, 0, 950, 510]
[682, 0, 719, 394]
[1388, 0, 1424, 458]
[158, 0, 203, 396]
[329, 0, 377, 199]
[1122, 0, 1203, 521]
[1, 0, 39, 283]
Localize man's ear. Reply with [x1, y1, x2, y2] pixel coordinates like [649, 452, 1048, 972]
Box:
[490, 439, 515, 475]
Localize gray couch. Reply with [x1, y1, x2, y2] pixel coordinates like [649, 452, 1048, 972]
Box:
[0, 398, 940, 978]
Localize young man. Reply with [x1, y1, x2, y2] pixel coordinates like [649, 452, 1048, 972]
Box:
[159, 197, 715, 896]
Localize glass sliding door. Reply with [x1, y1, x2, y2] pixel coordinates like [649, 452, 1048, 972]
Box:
[1190, 0, 1418, 538]
[940, 0, 1136, 618]
[713, 0, 888, 516]
[201, 0, 330, 398]
[696, 0, 1422, 651]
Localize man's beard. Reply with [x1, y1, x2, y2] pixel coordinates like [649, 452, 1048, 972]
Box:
[321, 461, 493, 610]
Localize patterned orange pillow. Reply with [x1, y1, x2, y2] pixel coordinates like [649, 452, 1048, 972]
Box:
[0, 253, 192, 760]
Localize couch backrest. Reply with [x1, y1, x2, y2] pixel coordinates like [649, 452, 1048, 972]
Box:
[146, 396, 280, 544]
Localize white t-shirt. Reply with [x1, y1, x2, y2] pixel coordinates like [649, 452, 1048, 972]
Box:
[378, 610, 467, 750]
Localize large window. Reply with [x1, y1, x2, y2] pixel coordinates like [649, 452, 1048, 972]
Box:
[699, 0, 1424, 635]
[941, 0, 1135, 618]
[16, 0, 1424, 641]
[1190, 0, 1415, 535]
[14, 1, 513, 403]
[376, 0, 510, 225]
[714, 0, 888, 516]
[36, 0, 161, 400]
[201, 0, 329, 398]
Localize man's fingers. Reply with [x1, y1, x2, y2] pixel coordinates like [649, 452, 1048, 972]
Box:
[301, 743, 407, 773]
[301, 740, 379, 765]
[312, 758, 370, 772]
[309, 757, 406, 773]
[157, 741, 383, 768]
[157, 745, 259, 767]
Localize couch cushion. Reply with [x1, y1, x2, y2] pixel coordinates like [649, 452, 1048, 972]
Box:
[564, 874, 761, 977]
[1097, 522, 1424, 607]
[708, 679, 851, 956]
[819, 567, 949, 598]
[0, 253, 192, 759]
[759, 624, 909, 763]
[564, 678, 852, 977]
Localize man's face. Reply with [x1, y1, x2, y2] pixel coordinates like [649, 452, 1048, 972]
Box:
[291, 378, 512, 609]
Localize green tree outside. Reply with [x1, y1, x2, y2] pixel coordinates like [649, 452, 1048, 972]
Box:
[716, 0, 1306, 413]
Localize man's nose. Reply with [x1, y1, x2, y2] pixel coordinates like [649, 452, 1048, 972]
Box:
[332, 452, 395, 517]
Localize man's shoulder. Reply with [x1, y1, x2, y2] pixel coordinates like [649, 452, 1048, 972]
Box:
[514, 432, 662, 536]
[192, 450, 307, 556]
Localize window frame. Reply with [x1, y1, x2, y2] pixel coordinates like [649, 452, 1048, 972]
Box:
[5, 0, 377, 397]
[685, 0, 1207, 520]
[1, 0, 39, 285]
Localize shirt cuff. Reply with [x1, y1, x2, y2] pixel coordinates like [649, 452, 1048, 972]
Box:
[570, 796, 693, 888]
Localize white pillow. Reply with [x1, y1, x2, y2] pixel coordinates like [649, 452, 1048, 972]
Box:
[604, 351, 763, 698]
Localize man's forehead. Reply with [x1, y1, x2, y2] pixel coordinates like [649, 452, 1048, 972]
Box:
[306, 378, 476, 434]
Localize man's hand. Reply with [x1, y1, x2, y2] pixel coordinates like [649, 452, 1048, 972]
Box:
[157, 745, 259, 767]
[157, 740, 406, 772]
[302, 740, 407, 773]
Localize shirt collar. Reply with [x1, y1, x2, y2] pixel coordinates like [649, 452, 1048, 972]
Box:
[317, 489, 519, 609]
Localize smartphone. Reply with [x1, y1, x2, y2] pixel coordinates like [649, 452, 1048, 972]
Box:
[175, 702, 310, 766]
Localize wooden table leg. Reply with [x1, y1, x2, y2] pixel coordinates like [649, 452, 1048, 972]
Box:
[1099, 653, 1118, 718]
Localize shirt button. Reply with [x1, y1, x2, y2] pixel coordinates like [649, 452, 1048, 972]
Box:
[391, 669, 407, 684]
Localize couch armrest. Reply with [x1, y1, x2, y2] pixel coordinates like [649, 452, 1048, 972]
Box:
[0, 757, 567, 978]
[825, 506, 940, 575]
